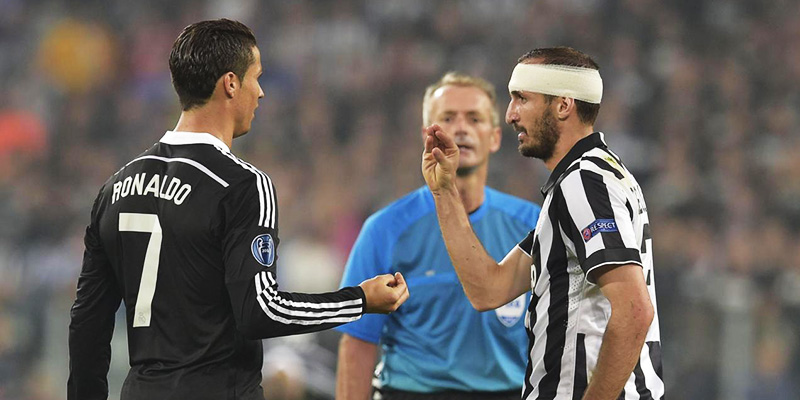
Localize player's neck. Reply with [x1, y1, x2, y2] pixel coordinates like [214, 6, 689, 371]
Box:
[544, 125, 595, 171]
[174, 107, 235, 149]
[455, 165, 487, 214]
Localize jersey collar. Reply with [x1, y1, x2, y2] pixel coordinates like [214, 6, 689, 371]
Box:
[540, 131, 606, 196]
[160, 131, 231, 153]
[421, 185, 490, 223]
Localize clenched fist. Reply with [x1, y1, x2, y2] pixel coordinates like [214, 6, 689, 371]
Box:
[359, 272, 409, 314]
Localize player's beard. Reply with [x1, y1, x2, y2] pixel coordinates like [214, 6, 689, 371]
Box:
[517, 107, 559, 160]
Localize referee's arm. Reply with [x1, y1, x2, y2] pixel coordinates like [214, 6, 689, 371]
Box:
[422, 124, 532, 311]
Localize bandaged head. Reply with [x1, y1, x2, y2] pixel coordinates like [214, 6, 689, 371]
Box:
[508, 63, 603, 104]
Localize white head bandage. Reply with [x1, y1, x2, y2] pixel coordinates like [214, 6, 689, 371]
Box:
[508, 64, 603, 104]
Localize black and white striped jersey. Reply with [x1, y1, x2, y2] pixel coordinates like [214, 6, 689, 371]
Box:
[517, 132, 664, 400]
[68, 131, 365, 400]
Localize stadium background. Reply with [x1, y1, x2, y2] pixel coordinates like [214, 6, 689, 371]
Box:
[1, 0, 799, 399]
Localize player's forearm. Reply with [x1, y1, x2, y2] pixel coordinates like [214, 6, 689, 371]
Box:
[232, 276, 367, 339]
[336, 334, 378, 400]
[582, 300, 653, 400]
[68, 257, 120, 400]
[431, 187, 511, 310]
[68, 303, 117, 398]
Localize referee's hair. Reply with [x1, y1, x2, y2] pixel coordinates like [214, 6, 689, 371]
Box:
[169, 19, 257, 111]
[422, 72, 500, 127]
[518, 47, 601, 126]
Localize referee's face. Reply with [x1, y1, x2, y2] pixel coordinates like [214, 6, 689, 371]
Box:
[426, 85, 501, 175]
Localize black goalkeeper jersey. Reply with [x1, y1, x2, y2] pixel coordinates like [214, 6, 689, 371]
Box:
[68, 131, 366, 400]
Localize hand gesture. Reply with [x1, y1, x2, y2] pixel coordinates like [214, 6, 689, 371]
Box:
[359, 272, 409, 314]
[421, 124, 459, 193]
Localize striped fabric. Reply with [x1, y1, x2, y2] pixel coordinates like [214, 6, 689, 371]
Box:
[517, 132, 664, 399]
[254, 271, 363, 325]
[215, 148, 277, 229]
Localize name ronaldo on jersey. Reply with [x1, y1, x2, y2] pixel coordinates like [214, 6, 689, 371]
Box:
[111, 172, 192, 205]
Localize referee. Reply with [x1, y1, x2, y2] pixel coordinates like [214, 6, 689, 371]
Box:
[67, 19, 408, 400]
[421, 47, 664, 399]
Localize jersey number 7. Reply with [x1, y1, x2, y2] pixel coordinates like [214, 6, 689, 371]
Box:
[119, 213, 163, 328]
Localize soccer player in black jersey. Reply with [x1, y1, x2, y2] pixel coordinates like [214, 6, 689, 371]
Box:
[67, 19, 409, 400]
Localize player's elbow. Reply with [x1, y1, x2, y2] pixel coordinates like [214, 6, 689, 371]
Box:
[236, 322, 263, 340]
[630, 296, 654, 334]
[470, 300, 492, 312]
[236, 317, 278, 340]
[468, 294, 504, 312]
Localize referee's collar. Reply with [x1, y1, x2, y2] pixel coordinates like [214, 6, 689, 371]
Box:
[160, 131, 231, 153]
[541, 131, 606, 196]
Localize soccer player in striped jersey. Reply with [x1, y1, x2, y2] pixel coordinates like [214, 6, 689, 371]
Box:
[67, 19, 408, 400]
[421, 47, 664, 400]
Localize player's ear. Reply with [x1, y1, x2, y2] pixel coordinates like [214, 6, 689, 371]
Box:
[556, 97, 574, 121]
[222, 72, 238, 99]
[489, 126, 502, 153]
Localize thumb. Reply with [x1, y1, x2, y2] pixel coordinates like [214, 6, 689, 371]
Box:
[432, 147, 448, 164]
[393, 272, 406, 288]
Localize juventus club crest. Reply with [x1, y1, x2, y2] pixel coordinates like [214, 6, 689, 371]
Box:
[251, 234, 275, 267]
[495, 293, 526, 327]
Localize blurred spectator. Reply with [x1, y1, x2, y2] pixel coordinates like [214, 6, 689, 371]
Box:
[1, 0, 798, 399]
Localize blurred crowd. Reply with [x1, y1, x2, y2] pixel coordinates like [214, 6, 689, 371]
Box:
[1, 0, 799, 399]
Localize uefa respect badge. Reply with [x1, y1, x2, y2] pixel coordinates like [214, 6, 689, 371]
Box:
[582, 219, 618, 242]
[251, 234, 275, 267]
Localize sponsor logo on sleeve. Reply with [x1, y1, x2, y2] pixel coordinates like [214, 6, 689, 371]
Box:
[582, 219, 618, 242]
[251, 234, 275, 267]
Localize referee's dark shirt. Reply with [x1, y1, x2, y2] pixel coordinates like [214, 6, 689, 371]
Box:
[517, 132, 663, 399]
[68, 131, 365, 400]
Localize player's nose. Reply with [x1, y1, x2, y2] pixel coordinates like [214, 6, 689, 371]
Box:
[505, 102, 518, 124]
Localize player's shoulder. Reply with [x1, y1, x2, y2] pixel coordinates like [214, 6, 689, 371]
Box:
[485, 187, 541, 224]
[363, 186, 433, 233]
[559, 147, 629, 187]
[212, 150, 272, 187]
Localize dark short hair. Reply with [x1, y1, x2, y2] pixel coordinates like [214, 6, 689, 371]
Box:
[517, 47, 601, 125]
[169, 19, 257, 110]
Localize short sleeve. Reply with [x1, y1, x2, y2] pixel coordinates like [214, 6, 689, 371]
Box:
[558, 169, 642, 283]
[335, 215, 392, 343]
[516, 230, 535, 257]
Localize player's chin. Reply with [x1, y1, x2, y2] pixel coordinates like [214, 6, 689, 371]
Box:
[234, 128, 251, 138]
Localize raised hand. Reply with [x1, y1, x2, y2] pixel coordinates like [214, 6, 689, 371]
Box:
[359, 272, 409, 314]
[421, 124, 460, 193]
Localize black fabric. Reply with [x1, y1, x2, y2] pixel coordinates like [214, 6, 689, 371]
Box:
[69, 139, 365, 400]
[541, 132, 606, 195]
[634, 360, 655, 400]
[572, 334, 587, 400]
[518, 230, 536, 257]
[536, 186, 571, 400]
